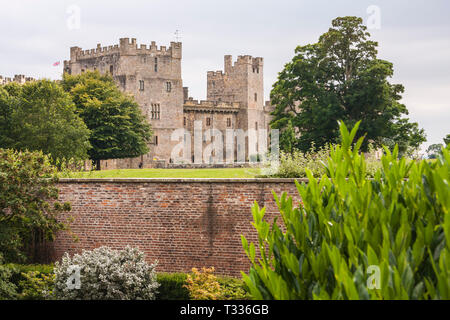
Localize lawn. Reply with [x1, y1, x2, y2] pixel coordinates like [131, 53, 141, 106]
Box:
[62, 167, 262, 179]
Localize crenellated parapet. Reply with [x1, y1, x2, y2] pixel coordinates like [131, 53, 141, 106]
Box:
[0, 74, 35, 85]
[68, 38, 182, 62]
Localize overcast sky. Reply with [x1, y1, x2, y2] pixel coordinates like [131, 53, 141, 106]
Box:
[0, 0, 448, 151]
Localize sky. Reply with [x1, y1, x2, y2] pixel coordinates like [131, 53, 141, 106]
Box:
[0, 0, 448, 152]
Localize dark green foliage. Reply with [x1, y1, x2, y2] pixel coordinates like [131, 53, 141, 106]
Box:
[270, 16, 426, 155]
[156, 273, 190, 300]
[0, 256, 17, 300]
[218, 276, 251, 300]
[3, 264, 53, 300]
[0, 80, 91, 163]
[242, 121, 449, 300]
[62, 71, 152, 169]
[0, 149, 70, 263]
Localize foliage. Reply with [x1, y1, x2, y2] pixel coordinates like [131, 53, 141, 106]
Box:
[18, 271, 55, 300]
[62, 71, 152, 169]
[266, 143, 381, 179]
[217, 276, 251, 300]
[0, 149, 70, 263]
[270, 16, 426, 155]
[53, 246, 159, 300]
[242, 121, 449, 300]
[444, 134, 450, 147]
[184, 267, 250, 300]
[427, 144, 444, 159]
[184, 267, 222, 300]
[156, 273, 190, 300]
[0, 80, 91, 164]
[0, 255, 17, 300]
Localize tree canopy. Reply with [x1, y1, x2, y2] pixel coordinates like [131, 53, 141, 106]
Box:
[0, 80, 91, 163]
[62, 71, 152, 169]
[270, 16, 426, 154]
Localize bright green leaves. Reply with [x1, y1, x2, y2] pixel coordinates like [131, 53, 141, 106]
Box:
[242, 121, 450, 300]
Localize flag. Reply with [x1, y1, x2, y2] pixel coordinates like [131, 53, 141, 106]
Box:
[53, 61, 60, 67]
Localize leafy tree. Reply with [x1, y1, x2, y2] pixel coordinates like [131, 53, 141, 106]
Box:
[62, 71, 152, 170]
[270, 16, 426, 154]
[0, 149, 70, 263]
[444, 134, 450, 146]
[427, 143, 444, 159]
[0, 80, 91, 164]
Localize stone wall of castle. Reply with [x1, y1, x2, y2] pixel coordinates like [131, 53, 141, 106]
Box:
[64, 38, 274, 168]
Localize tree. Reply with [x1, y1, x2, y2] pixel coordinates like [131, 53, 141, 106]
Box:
[0, 80, 91, 163]
[270, 16, 426, 155]
[444, 134, 450, 146]
[62, 71, 152, 170]
[427, 143, 444, 159]
[0, 149, 70, 263]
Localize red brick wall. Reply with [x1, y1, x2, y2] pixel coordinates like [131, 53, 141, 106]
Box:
[52, 178, 303, 277]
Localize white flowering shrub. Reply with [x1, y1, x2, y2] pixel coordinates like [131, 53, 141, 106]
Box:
[53, 246, 159, 300]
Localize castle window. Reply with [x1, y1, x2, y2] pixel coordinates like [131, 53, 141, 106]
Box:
[155, 136, 158, 146]
[166, 81, 172, 92]
[255, 122, 258, 131]
[110, 65, 113, 74]
[227, 118, 231, 127]
[254, 93, 258, 102]
[151, 103, 161, 120]
[139, 80, 145, 91]
[206, 117, 211, 126]
[154, 58, 158, 72]
[184, 117, 186, 126]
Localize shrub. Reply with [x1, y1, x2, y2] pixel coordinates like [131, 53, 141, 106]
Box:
[0, 255, 17, 300]
[242, 121, 450, 300]
[53, 246, 159, 300]
[18, 271, 55, 300]
[0, 149, 70, 263]
[156, 273, 190, 300]
[265, 143, 382, 179]
[184, 267, 222, 300]
[184, 267, 250, 300]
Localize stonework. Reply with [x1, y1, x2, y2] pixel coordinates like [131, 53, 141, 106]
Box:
[64, 38, 274, 169]
[0, 74, 35, 85]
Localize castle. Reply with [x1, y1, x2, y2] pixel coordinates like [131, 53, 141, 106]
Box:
[0, 74, 35, 85]
[63, 38, 274, 169]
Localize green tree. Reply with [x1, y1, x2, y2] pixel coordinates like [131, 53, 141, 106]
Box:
[427, 143, 444, 159]
[62, 71, 152, 170]
[0, 80, 91, 163]
[0, 149, 70, 263]
[444, 134, 450, 147]
[270, 16, 426, 154]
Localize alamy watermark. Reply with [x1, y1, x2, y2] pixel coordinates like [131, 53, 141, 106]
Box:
[66, 265, 81, 290]
[66, 4, 81, 31]
[366, 5, 381, 30]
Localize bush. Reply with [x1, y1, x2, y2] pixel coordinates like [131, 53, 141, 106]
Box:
[265, 143, 382, 179]
[53, 246, 159, 300]
[242, 121, 450, 300]
[5, 264, 54, 300]
[0, 149, 70, 263]
[18, 271, 55, 300]
[184, 267, 250, 300]
[0, 255, 17, 300]
[156, 273, 190, 300]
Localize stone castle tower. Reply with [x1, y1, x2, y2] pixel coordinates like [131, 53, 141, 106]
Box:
[64, 38, 273, 169]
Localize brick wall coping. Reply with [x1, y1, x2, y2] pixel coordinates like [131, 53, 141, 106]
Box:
[58, 178, 308, 184]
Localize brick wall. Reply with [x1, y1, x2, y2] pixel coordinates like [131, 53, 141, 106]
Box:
[52, 178, 304, 277]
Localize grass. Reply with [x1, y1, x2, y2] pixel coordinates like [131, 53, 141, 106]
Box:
[61, 167, 262, 179]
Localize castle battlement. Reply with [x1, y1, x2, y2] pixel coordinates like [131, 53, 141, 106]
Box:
[184, 98, 240, 109]
[0, 74, 35, 85]
[69, 38, 182, 61]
